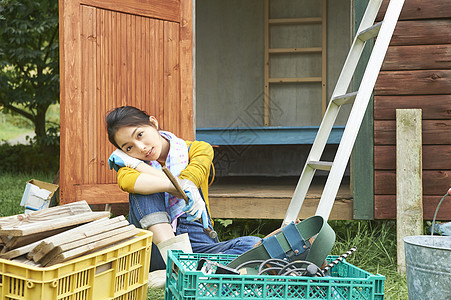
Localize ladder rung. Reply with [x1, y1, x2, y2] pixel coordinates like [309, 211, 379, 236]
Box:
[269, 47, 322, 54]
[331, 92, 358, 106]
[269, 77, 322, 83]
[357, 22, 382, 42]
[307, 161, 332, 171]
[269, 17, 322, 25]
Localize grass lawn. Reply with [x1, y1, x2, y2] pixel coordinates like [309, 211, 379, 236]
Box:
[0, 125, 33, 142]
[0, 171, 56, 217]
[0, 172, 408, 300]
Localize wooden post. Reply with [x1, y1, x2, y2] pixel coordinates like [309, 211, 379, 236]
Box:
[396, 109, 423, 273]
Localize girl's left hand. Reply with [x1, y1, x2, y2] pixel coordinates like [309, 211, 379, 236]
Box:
[180, 179, 209, 228]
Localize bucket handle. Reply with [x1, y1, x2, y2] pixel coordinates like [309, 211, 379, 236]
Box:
[431, 188, 451, 237]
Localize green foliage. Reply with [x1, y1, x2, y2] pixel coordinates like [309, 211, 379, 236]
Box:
[329, 220, 408, 299]
[0, 0, 59, 147]
[147, 288, 164, 300]
[214, 218, 281, 241]
[0, 142, 59, 173]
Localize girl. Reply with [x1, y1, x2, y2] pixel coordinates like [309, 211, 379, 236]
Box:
[106, 106, 260, 288]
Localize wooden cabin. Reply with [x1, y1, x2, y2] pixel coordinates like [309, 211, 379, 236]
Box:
[59, 0, 451, 221]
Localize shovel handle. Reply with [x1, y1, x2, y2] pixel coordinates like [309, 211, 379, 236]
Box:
[162, 167, 217, 239]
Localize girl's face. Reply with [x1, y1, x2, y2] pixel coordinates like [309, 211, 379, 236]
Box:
[114, 117, 167, 162]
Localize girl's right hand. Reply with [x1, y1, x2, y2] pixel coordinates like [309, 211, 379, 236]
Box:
[108, 149, 143, 171]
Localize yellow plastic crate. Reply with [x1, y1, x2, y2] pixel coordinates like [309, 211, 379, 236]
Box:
[0, 229, 152, 300]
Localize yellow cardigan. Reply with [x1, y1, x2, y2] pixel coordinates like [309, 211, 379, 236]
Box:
[116, 140, 213, 213]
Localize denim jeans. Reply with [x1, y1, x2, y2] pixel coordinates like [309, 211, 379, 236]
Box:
[128, 192, 261, 271]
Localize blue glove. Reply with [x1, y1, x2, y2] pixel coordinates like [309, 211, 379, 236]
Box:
[108, 149, 142, 171]
[181, 179, 209, 229]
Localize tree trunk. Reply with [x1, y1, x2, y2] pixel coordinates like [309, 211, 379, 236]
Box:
[34, 108, 47, 139]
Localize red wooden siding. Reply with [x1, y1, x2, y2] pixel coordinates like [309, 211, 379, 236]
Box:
[80, 0, 180, 22]
[377, 0, 451, 20]
[373, 0, 451, 219]
[60, 0, 193, 204]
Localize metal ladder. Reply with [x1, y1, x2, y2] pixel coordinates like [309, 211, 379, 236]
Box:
[282, 0, 405, 226]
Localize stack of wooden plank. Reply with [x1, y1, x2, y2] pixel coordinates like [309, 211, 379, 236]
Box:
[0, 200, 139, 267]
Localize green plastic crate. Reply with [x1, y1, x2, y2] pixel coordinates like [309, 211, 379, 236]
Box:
[165, 250, 385, 300]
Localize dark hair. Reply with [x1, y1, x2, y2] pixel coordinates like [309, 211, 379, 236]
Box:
[106, 106, 156, 149]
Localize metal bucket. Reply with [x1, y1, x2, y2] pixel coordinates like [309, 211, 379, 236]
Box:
[404, 235, 451, 300]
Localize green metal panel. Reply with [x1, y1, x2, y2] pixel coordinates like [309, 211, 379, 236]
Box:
[352, 0, 374, 220]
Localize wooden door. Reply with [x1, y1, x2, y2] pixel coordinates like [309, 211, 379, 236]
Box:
[59, 0, 193, 204]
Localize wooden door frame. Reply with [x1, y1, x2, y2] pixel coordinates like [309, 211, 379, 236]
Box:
[59, 0, 194, 204]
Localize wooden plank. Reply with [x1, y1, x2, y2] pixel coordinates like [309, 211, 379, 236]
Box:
[264, 0, 269, 126]
[135, 16, 143, 110]
[28, 217, 111, 261]
[269, 17, 322, 25]
[145, 18, 153, 120]
[375, 70, 451, 96]
[269, 47, 322, 54]
[196, 126, 344, 145]
[374, 95, 451, 120]
[179, 0, 194, 140]
[208, 178, 353, 220]
[39, 224, 133, 266]
[4, 226, 77, 250]
[209, 197, 353, 220]
[11, 256, 42, 267]
[0, 212, 110, 237]
[80, 0, 180, 22]
[46, 228, 139, 266]
[163, 21, 180, 134]
[96, 8, 104, 184]
[375, 145, 451, 170]
[374, 120, 451, 145]
[120, 13, 127, 106]
[81, 5, 97, 184]
[0, 240, 43, 260]
[28, 216, 124, 262]
[352, 0, 374, 220]
[156, 20, 165, 132]
[375, 170, 451, 195]
[109, 10, 119, 184]
[74, 184, 129, 204]
[377, 0, 451, 21]
[0, 201, 91, 229]
[321, 0, 327, 116]
[396, 109, 423, 273]
[375, 195, 451, 220]
[389, 20, 451, 46]
[269, 77, 322, 83]
[130, 14, 137, 109]
[381, 44, 451, 71]
[59, 0, 83, 204]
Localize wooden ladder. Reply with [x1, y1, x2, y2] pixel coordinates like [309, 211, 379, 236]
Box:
[264, 0, 327, 126]
[282, 0, 405, 225]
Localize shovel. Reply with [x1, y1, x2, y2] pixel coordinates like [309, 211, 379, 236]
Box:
[162, 166, 217, 239]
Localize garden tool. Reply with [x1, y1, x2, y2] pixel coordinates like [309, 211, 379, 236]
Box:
[323, 246, 357, 274]
[226, 215, 335, 274]
[161, 166, 217, 239]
